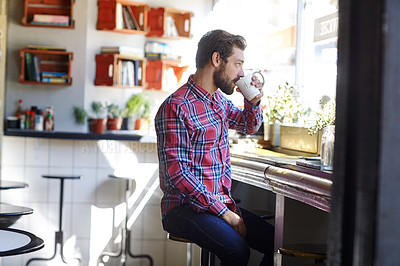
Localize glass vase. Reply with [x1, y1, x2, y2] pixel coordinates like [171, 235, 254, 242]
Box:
[320, 125, 335, 170]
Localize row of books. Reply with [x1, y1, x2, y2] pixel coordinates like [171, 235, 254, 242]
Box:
[31, 14, 70, 26]
[116, 3, 141, 30]
[116, 60, 141, 86]
[24, 52, 69, 83]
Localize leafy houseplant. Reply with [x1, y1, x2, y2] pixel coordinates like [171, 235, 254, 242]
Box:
[73, 106, 88, 125]
[263, 82, 309, 145]
[106, 103, 125, 130]
[135, 99, 152, 131]
[308, 97, 336, 135]
[88, 101, 107, 134]
[123, 93, 146, 130]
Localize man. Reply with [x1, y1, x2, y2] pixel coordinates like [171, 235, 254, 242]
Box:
[155, 29, 274, 266]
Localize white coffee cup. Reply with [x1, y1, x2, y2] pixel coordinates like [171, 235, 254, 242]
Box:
[235, 70, 265, 101]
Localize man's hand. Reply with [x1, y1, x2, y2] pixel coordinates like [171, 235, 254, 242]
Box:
[221, 210, 246, 238]
[236, 75, 264, 106]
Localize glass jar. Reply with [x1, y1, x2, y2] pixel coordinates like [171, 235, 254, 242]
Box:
[320, 125, 335, 170]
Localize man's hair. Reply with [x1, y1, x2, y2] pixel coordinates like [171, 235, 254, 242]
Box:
[195, 29, 247, 69]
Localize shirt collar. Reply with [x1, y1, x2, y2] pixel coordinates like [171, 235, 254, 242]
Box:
[187, 75, 217, 104]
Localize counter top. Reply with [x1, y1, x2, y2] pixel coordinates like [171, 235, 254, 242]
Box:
[4, 129, 156, 142]
[230, 148, 332, 212]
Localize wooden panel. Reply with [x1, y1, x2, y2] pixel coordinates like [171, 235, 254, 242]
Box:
[146, 8, 165, 37]
[95, 54, 115, 86]
[97, 0, 117, 30]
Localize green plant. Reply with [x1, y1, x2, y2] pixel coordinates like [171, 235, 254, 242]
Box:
[106, 103, 126, 118]
[125, 93, 145, 117]
[90, 101, 107, 118]
[138, 100, 152, 119]
[308, 97, 336, 135]
[264, 82, 309, 124]
[73, 106, 88, 125]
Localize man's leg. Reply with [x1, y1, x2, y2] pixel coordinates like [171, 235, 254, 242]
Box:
[163, 204, 250, 266]
[241, 208, 275, 266]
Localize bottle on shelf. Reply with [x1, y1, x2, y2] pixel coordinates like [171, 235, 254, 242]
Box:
[29, 106, 37, 130]
[35, 109, 43, 131]
[45, 112, 54, 131]
[15, 99, 23, 118]
[24, 110, 30, 129]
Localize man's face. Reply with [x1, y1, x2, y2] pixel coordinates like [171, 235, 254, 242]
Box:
[214, 47, 245, 95]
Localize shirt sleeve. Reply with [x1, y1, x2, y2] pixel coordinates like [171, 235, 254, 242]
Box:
[226, 98, 263, 134]
[155, 101, 229, 216]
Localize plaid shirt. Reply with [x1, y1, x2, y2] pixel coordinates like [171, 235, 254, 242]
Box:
[155, 75, 263, 219]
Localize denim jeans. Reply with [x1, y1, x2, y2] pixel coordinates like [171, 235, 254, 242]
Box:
[162, 204, 274, 266]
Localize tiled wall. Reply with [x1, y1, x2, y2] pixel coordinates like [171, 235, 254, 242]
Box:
[0, 136, 200, 266]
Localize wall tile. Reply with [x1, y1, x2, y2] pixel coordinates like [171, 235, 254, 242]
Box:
[1, 136, 25, 166]
[25, 138, 50, 167]
[0, 166, 25, 204]
[72, 168, 97, 204]
[73, 140, 98, 168]
[143, 205, 164, 240]
[49, 139, 74, 167]
[24, 167, 49, 202]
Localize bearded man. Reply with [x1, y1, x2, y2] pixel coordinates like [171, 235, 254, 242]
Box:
[155, 29, 274, 266]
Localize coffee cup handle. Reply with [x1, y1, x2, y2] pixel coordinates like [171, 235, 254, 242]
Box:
[253, 70, 265, 87]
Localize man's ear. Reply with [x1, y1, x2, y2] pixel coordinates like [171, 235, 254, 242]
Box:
[211, 52, 221, 67]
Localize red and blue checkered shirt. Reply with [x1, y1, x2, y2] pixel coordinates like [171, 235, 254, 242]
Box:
[155, 75, 263, 219]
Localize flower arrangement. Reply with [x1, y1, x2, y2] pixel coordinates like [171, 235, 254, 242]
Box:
[308, 96, 336, 135]
[264, 82, 309, 124]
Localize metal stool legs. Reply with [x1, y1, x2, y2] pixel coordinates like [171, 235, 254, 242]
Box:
[27, 176, 82, 265]
[201, 248, 216, 266]
[98, 175, 153, 266]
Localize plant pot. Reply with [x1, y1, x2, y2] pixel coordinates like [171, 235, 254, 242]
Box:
[121, 116, 137, 130]
[135, 118, 149, 131]
[107, 117, 123, 130]
[263, 122, 280, 147]
[88, 118, 107, 134]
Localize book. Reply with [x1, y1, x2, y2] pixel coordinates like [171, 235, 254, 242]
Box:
[116, 3, 124, 29]
[41, 72, 68, 78]
[27, 45, 67, 51]
[145, 52, 181, 62]
[101, 46, 143, 58]
[133, 60, 139, 86]
[41, 77, 68, 83]
[32, 14, 70, 24]
[126, 5, 140, 30]
[24, 52, 36, 81]
[33, 56, 41, 82]
[122, 6, 133, 29]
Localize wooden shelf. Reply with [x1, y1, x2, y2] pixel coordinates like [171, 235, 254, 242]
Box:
[21, 0, 75, 29]
[145, 59, 188, 90]
[146, 7, 193, 39]
[95, 53, 146, 89]
[97, 0, 148, 34]
[19, 48, 73, 85]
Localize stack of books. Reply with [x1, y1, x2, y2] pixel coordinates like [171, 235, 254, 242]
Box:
[101, 46, 143, 58]
[144, 41, 181, 62]
[31, 14, 70, 26]
[116, 3, 141, 30]
[41, 72, 69, 84]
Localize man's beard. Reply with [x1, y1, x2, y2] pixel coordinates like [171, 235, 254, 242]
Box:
[213, 64, 237, 95]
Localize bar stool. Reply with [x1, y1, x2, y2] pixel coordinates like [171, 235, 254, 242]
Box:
[167, 233, 216, 266]
[98, 174, 153, 266]
[278, 243, 327, 264]
[26, 175, 82, 265]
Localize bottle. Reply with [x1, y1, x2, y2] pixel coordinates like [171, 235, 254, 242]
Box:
[24, 110, 30, 129]
[45, 112, 54, 131]
[35, 109, 43, 131]
[29, 106, 37, 130]
[320, 125, 335, 170]
[15, 99, 23, 118]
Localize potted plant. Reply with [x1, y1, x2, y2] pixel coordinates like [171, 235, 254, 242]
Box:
[263, 82, 309, 146]
[106, 103, 125, 130]
[123, 93, 145, 130]
[88, 101, 107, 134]
[73, 106, 88, 126]
[135, 99, 152, 131]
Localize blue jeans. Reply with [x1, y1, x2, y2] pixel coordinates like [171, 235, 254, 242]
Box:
[162, 204, 274, 266]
